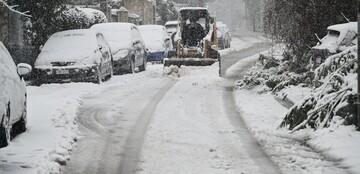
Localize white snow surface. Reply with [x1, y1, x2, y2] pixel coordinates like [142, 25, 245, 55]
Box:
[218, 36, 265, 56]
[138, 25, 167, 52]
[1, 34, 359, 174]
[230, 53, 360, 173]
[90, 23, 134, 53]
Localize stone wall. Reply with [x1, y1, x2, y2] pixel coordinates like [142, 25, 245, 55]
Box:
[0, 7, 36, 65]
[124, 0, 154, 24]
[0, 6, 9, 47]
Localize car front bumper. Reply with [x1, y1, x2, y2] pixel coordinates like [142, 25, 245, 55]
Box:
[34, 65, 99, 83]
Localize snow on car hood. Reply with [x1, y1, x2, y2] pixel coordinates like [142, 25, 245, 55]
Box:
[35, 30, 100, 67]
[313, 22, 358, 53]
[90, 23, 133, 53]
[138, 26, 166, 52]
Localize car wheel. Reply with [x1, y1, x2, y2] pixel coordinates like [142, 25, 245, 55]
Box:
[128, 58, 135, 74]
[0, 103, 11, 148]
[139, 57, 147, 72]
[108, 63, 113, 79]
[12, 98, 27, 134]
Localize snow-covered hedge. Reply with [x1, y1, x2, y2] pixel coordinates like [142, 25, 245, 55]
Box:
[55, 7, 107, 31]
[237, 43, 357, 131]
[280, 46, 358, 131]
[236, 46, 312, 92]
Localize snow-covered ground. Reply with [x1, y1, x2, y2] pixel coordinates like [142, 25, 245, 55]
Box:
[0, 65, 167, 174]
[227, 53, 360, 174]
[1, 34, 358, 174]
[218, 35, 266, 56]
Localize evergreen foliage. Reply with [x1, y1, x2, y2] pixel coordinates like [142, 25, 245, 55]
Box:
[11, 0, 68, 48]
[156, 0, 178, 25]
[263, 0, 357, 73]
[280, 46, 358, 131]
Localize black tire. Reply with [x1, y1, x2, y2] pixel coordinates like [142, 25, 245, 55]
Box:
[139, 57, 147, 72]
[128, 58, 135, 74]
[12, 98, 27, 134]
[0, 103, 11, 148]
[96, 74, 102, 84]
[107, 63, 113, 80]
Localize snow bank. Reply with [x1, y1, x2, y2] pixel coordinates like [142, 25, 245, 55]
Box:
[231, 50, 360, 173]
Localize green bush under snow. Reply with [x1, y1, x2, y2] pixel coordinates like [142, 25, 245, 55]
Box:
[236, 45, 358, 131]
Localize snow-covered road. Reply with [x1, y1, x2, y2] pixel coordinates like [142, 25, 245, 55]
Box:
[63, 67, 178, 174]
[2, 33, 356, 174]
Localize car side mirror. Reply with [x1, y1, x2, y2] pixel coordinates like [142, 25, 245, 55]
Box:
[210, 16, 215, 24]
[133, 40, 140, 45]
[165, 38, 170, 42]
[39, 45, 43, 51]
[98, 45, 103, 50]
[17, 63, 32, 76]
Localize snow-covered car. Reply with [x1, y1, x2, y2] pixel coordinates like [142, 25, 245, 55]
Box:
[138, 25, 172, 63]
[91, 23, 147, 74]
[34, 29, 113, 84]
[216, 22, 231, 49]
[165, 21, 179, 36]
[0, 41, 32, 148]
[308, 22, 357, 69]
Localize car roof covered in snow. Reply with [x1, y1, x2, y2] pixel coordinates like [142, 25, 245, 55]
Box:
[165, 21, 179, 25]
[91, 22, 135, 29]
[165, 21, 179, 26]
[138, 25, 165, 30]
[327, 22, 357, 33]
[91, 23, 135, 51]
[138, 25, 167, 52]
[180, 7, 208, 11]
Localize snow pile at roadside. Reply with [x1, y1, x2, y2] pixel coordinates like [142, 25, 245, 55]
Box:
[275, 85, 312, 104]
[27, 84, 99, 174]
[0, 65, 165, 174]
[230, 51, 360, 173]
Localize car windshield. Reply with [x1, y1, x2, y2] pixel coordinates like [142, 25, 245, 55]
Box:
[328, 30, 340, 37]
[42, 32, 96, 53]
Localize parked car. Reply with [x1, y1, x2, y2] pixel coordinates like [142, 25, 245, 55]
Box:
[165, 21, 179, 36]
[308, 22, 357, 69]
[0, 41, 32, 148]
[34, 29, 113, 84]
[216, 22, 231, 49]
[91, 23, 147, 74]
[138, 25, 172, 63]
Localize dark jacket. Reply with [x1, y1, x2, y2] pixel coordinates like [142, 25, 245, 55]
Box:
[182, 23, 205, 46]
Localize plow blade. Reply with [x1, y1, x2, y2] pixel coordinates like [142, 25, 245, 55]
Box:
[163, 58, 217, 67]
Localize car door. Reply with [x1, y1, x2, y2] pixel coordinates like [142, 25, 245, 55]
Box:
[96, 33, 112, 75]
[0, 43, 25, 123]
[131, 27, 145, 66]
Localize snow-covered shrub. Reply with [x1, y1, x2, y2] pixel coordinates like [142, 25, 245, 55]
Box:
[236, 46, 312, 91]
[280, 46, 358, 131]
[55, 7, 107, 31]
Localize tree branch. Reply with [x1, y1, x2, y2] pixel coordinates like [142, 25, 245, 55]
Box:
[0, 0, 31, 17]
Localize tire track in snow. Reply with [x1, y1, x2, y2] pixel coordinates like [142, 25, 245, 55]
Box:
[222, 83, 282, 174]
[118, 80, 178, 174]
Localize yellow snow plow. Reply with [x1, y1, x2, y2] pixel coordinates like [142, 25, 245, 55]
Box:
[164, 7, 220, 67]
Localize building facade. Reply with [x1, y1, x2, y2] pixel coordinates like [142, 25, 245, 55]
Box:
[123, 0, 155, 25]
